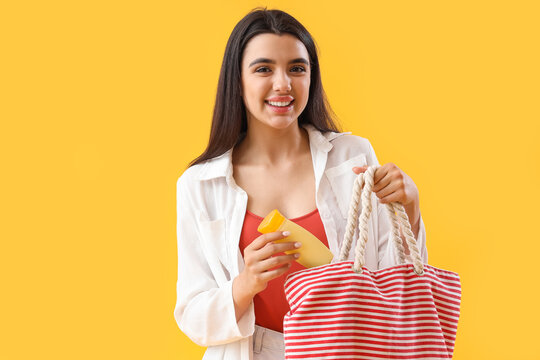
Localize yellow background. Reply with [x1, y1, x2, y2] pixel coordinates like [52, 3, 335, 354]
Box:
[1, 0, 539, 359]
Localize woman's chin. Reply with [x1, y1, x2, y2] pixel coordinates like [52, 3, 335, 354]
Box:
[264, 115, 298, 129]
[247, 112, 299, 130]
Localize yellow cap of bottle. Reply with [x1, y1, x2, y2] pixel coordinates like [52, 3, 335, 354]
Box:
[257, 209, 285, 233]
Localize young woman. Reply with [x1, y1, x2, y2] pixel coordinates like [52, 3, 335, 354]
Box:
[174, 8, 428, 360]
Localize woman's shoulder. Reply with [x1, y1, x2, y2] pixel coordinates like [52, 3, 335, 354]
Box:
[176, 162, 205, 190]
[328, 131, 374, 156]
[176, 149, 231, 190]
[305, 123, 373, 152]
[321, 129, 379, 167]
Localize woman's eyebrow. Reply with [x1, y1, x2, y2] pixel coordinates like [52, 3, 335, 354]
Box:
[248, 57, 309, 67]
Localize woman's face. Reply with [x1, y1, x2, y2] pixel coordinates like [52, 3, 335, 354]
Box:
[240, 33, 311, 130]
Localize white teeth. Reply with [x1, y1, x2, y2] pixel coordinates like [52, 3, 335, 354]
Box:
[267, 100, 292, 107]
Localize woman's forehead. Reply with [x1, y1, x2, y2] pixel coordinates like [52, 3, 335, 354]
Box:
[242, 33, 309, 65]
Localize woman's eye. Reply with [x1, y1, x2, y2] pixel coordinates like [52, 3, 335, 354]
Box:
[254, 66, 307, 73]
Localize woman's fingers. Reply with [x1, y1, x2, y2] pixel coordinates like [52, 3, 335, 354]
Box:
[242, 230, 303, 294]
[352, 165, 368, 174]
[259, 262, 293, 282]
[374, 175, 401, 199]
[372, 169, 392, 193]
[351, 163, 418, 208]
[249, 231, 290, 251]
[244, 231, 296, 266]
[257, 240, 300, 260]
[257, 253, 299, 273]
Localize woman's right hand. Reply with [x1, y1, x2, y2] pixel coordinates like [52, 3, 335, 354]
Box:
[239, 230, 301, 297]
[232, 231, 301, 322]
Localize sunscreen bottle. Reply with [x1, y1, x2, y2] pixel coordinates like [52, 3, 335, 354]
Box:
[257, 209, 334, 268]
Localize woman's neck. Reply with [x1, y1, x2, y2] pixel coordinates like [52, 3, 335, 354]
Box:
[233, 121, 310, 167]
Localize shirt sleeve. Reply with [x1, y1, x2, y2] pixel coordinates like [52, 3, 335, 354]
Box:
[363, 140, 429, 269]
[173, 174, 255, 347]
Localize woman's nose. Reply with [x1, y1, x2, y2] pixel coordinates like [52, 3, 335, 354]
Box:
[273, 71, 292, 92]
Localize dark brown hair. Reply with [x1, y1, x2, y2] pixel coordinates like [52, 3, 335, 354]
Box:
[188, 7, 341, 167]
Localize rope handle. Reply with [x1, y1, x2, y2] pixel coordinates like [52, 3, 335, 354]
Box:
[338, 165, 424, 275]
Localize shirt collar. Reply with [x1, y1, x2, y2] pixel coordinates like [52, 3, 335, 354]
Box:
[197, 123, 350, 181]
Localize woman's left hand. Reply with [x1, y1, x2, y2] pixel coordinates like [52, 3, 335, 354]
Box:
[352, 163, 421, 243]
[352, 163, 419, 207]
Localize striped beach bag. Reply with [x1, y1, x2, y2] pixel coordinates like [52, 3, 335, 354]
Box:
[283, 165, 461, 359]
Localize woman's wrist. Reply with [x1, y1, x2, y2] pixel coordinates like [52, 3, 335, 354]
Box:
[232, 272, 255, 323]
[403, 197, 421, 240]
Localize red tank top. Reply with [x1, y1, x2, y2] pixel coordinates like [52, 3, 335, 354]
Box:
[238, 208, 330, 333]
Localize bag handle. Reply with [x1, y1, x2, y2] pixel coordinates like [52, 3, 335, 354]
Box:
[338, 165, 424, 275]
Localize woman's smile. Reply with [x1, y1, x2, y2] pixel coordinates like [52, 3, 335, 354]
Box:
[265, 99, 295, 113]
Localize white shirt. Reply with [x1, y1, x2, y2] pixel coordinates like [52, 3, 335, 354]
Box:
[174, 123, 428, 360]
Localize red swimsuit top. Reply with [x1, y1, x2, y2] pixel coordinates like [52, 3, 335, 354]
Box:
[238, 208, 330, 333]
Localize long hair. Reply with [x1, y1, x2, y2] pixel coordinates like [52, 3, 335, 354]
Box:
[188, 7, 342, 167]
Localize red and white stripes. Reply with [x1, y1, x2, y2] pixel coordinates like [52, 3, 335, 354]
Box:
[283, 261, 461, 359]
